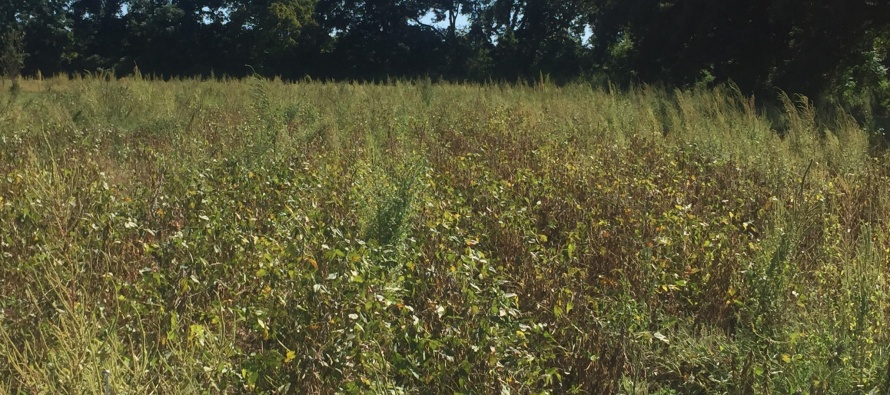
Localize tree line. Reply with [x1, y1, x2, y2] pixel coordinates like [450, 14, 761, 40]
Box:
[3, 1, 890, 102]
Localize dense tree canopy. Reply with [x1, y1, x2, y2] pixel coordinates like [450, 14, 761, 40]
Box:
[3, 0, 890, 102]
[587, 0, 890, 99]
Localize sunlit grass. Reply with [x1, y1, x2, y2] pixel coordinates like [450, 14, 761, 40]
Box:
[0, 75, 888, 394]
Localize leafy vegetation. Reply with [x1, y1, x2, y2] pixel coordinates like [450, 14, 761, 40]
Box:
[0, 28, 24, 91]
[4, 1, 890, 112]
[1, 76, 889, 393]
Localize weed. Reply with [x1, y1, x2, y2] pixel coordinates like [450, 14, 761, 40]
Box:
[0, 75, 888, 393]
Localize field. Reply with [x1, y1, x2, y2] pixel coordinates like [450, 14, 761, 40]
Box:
[0, 76, 888, 394]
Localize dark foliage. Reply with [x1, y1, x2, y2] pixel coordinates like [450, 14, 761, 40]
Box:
[5, 0, 890, 102]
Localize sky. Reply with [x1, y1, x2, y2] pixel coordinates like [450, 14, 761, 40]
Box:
[419, 11, 471, 30]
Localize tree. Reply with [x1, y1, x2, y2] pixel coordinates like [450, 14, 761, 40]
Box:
[316, 0, 443, 78]
[68, 0, 129, 72]
[462, 0, 591, 80]
[124, 0, 236, 77]
[1, 0, 71, 76]
[1, 27, 25, 89]
[587, 0, 890, 97]
[229, 0, 322, 76]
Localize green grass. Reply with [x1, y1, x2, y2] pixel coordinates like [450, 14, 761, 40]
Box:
[1, 75, 888, 394]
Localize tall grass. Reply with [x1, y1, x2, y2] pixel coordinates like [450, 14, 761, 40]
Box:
[0, 74, 888, 394]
